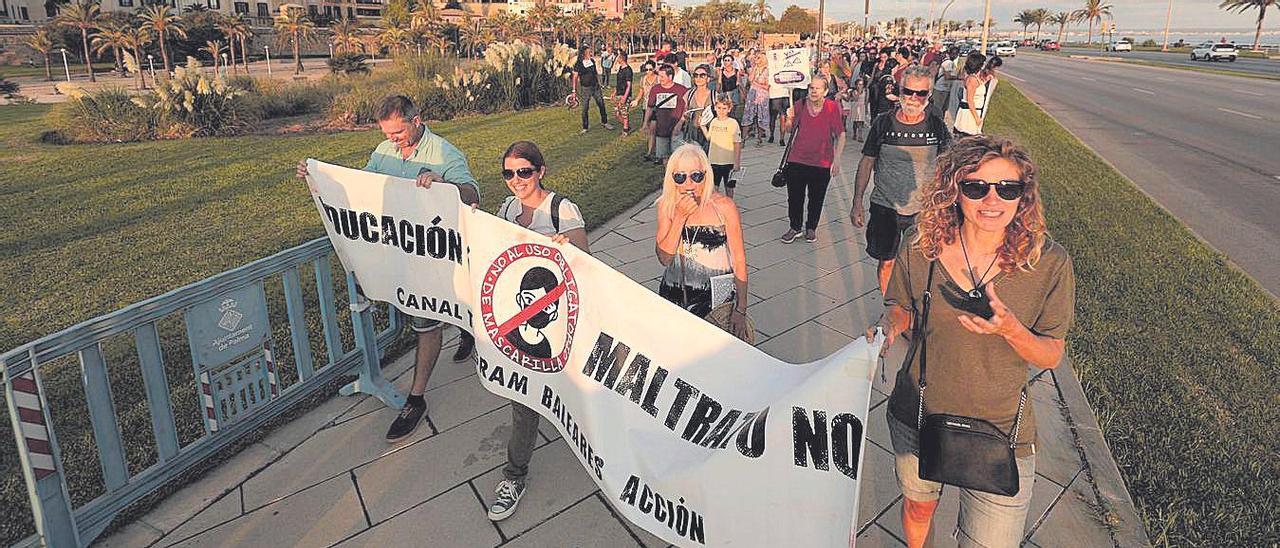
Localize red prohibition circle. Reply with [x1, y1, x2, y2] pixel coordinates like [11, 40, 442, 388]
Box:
[480, 243, 579, 373]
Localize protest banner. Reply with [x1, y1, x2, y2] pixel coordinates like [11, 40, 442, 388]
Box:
[306, 160, 882, 547]
[767, 46, 812, 97]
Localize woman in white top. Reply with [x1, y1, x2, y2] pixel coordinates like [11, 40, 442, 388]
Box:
[954, 54, 1001, 137]
[487, 140, 589, 523]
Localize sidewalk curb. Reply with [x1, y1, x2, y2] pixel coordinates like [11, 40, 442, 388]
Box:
[1052, 359, 1153, 548]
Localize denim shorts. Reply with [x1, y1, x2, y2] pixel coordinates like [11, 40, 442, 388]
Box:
[887, 412, 1037, 548]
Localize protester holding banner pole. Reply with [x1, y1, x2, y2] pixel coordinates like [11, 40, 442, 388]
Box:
[866, 135, 1075, 548]
[780, 76, 846, 244]
[654, 144, 751, 340]
[486, 141, 590, 521]
[296, 94, 480, 443]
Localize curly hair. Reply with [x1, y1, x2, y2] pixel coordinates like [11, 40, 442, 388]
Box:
[912, 135, 1048, 272]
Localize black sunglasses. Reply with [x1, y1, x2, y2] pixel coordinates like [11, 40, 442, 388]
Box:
[959, 179, 1026, 200]
[672, 171, 706, 184]
[502, 167, 538, 181]
[900, 87, 930, 98]
[695, 73, 709, 78]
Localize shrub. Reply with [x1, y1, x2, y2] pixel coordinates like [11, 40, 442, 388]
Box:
[327, 53, 370, 76]
[46, 86, 156, 143]
[0, 77, 18, 98]
[328, 83, 384, 126]
[246, 78, 342, 119]
[1140, 39, 1158, 48]
[134, 58, 258, 138]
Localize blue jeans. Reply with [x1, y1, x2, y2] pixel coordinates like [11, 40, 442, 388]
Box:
[887, 413, 1037, 548]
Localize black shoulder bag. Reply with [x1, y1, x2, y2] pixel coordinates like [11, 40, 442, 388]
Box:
[770, 103, 803, 188]
[911, 261, 1027, 497]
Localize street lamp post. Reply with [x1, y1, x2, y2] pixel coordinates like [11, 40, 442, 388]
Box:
[59, 48, 71, 82]
[264, 45, 272, 77]
[979, 0, 992, 53]
[863, 0, 870, 39]
[221, 53, 229, 77]
[1161, 0, 1173, 52]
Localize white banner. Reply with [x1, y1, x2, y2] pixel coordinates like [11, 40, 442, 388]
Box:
[307, 160, 882, 547]
[768, 47, 812, 99]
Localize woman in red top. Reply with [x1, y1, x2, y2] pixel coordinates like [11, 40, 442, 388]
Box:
[780, 76, 848, 244]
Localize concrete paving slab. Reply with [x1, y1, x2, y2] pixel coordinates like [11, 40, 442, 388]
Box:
[856, 523, 907, 547]
[740, 237, 827, 270]
[856, 444, 903, 530]
[424, 374, 509, 432]
[809, 261, 880, 302]
[474, 442, 600, 538]
[126, 442, 275, 536]
[157, 488, 242, 547]
[607, 238, 659, 263]
[747, 286, 842, 338]
[95, 521, 164, 548]
[792, 239, 866, 274]
[615, 257, 666, 284]
[757, 322, 853, 364]
[865, 400, 892, 453]
[591, 232, 635, 252]
[814, 289, 883, 340]
[503, 495, 641, 548]
[353, 408, 510, 522]
[630, 205, 658, 224]
[738, 203, 790, 227]
[1029, 479, 1116, 548]
[594, 251, 626, 267]
[169, 474, 366, 548]
[740, 218, 794, 247]
[615, 220, 659, 242]
[1029, 378, 1084, 489]
[747, 260, 828, 301]
[332, 484, 501, 548]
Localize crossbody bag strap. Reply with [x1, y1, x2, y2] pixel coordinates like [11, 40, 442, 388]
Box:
[779, 104, 803, 169]
[550, 193, 565, 234]
[915, 260, 936, 430]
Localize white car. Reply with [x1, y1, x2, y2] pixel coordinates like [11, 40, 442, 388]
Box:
[1107, 40, 1133, 52]
[991, 42, 1017, 57]
[1191, 42, 1237, 62]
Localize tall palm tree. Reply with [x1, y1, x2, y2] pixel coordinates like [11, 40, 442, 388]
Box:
[1013, 10, 1032, 39]
[202, 40, 226, 73]
[527, 1, 559, 43]
[1050, 11, 1071, 43]
[1219, 0, 1278, 51]
[274, 5, 316, 74]
[1029, 8, 1050, 41]
[458, 19, 482, 58]
[410, 0, 439, 34]
[141, 4, 185, 75]
[964, 19, 975, 37]
[1071, 0, 1113, 45]
[56, 1, 102, 82]
[621, 11, 642, 53]
[90, 24, 127, 75]
[214, 15, 237, 75]
[331, 16, 364, 53]
[120, 26, 152, 89]
[378, 22, 411, 55]
[218, 14, 251, 75]
[26, 27, 58, 81]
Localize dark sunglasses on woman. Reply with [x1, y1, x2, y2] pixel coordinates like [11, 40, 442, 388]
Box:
[502, 167, 538, 181]
[673, 171, 706, 184]
[959, 179, 1026, 200]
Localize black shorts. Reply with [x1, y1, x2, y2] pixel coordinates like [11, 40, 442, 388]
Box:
[711, 164, 735, 189]
[865, 202, 916, 261]
[769, 97, 791, 114]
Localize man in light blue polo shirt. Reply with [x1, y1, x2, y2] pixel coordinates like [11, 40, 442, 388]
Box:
[298, 94, 479, 443]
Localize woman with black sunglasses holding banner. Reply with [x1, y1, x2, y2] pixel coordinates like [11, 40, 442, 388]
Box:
[654, 144, 751, 341]
[486, 141, 591, 523]
[864, 135, 1075, 548]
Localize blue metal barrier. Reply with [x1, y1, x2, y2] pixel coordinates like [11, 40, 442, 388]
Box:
[0, 237, 406, 547]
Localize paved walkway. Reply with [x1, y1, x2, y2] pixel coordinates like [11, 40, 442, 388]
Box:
[98, 137, 1149, 548]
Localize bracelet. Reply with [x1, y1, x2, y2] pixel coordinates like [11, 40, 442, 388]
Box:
[733, 305, 748, 315]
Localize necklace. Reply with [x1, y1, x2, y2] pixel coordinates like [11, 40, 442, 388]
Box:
[958, 229, 1000, 299]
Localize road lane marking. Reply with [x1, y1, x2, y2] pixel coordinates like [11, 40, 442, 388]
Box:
[1236, 89, 1264, 96]
[1131, 87, 1156, 95]
[1218, 107, 1262, 120]
[1002, 72, 1027, 82]
[1081, 77, 1098, 82]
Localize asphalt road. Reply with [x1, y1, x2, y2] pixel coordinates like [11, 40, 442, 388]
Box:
[1001, 53, 1280, 296]
[1058, 46, 1280, 77]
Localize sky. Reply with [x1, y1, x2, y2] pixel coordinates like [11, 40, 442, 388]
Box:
[668, 0, 1279, 31]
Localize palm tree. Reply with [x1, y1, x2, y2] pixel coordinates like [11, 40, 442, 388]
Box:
[378, 22, 411, 55]
[1071, 0, 1113, 45]
[231, 15, 252, 71]
[621, 11, 642, 53]
[215, 15, 237, 75]
[459, 19, 487, 58]
[141, 4, 185, 75]
[1013, 10, 1032, 39]
[1219, 0, 1278, 51]
[410, 0, 439, 34]
[964, 19, 975, 37]
[120, 26, 152, 89]
[331, 16, 364, 53]
[218, 14, 251, 75]
[1029, 8, 1050, 41]
[1050, 11, 1071, 43]
[56, 1, 102, 82]
[90, 24, 127, 75]
[527, 1, 559, 43]
[274, 5, 316, 74]
[26, 27, 58, 81]
[202, 40, 226, 73]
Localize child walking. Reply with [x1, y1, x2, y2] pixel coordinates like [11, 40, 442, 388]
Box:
[846, 78, 869, 141]
[702, 96, 743, 198]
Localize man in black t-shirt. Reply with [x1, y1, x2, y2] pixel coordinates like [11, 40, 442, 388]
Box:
[612, 52, 634, 135]
[850, 65, 951, 293]
[573, 46, 613, 134]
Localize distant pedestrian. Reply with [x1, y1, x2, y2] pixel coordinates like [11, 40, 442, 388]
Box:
[654, 144, 751, 340]
[572, 46, 613, 134]
[643, 64, 688, 164]
[636, 60, 659, 158]
[718, 54, 741, 116]
[487, 140, 590, 522]
[743, 51, 771, 146]
[681, 64, 716, 151]
[612, 52, 634, 136]
[932, 47, 961, 125]
[867, 134, 1074, 548]
[780, 76, 847, 244]
[955, 55, 1000, 137]
[850, 65, 950, 293]
[600, 47, 615, 87]
[845, 78, 869, 141]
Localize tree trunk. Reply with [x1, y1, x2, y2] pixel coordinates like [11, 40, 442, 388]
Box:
[161, 31, 172, 74]
[43, 54, 52, 81]
[294, 31, 303, 74]
[1087, 20, 1094, 45]
[135, 47, 146, 89]
[1253, 8, 1265, 51]
[81, 29, 96, 82]
[228, 39, 237, 75]
[114, 46, 124, 74]
[241, 36, 249, 69]
[1057, 24, 1064, 44]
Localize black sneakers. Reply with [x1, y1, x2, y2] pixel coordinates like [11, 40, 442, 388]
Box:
[385, 398, 426, 443]
[487, 479, 527, 521]
[452, 332, 475, 362]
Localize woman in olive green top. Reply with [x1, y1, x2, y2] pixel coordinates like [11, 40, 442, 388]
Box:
[866, 135, 1075, 548]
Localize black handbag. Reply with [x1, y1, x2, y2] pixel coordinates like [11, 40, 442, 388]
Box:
[908, 261, 1027, 497]
[770, 103, 803, 188]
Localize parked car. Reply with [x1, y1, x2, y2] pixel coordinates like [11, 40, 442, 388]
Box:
[992, 41, 1017, 57]
[1106, 40, 1133, 52]
[1191, 42, 1238, 62]
[1041, 41, 1061, 51]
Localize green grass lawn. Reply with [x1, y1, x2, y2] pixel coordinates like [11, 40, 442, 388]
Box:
[987, 84, 1280, 546]
[1, 63, 114, 80]
[0, 103, 659, 544]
